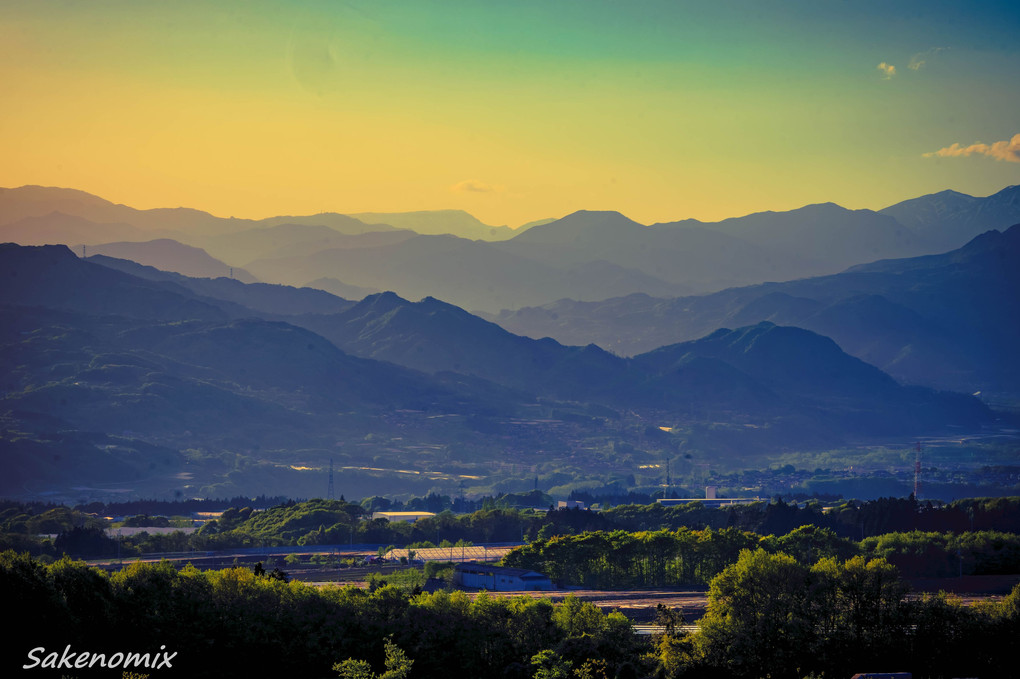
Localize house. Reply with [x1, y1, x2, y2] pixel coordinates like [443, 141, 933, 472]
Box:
[454, 563, 555, 591]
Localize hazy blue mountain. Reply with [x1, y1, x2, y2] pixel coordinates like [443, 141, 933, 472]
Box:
[303, 277, 380, 301]
[0, 242, 999, 498]
[630, 323, 990, 434]
[880, 185, 1020, 253]
[0, 185, 249, 236]
[197, 223, 417, 266]
[0, 212, 159, 246]
[655, 202, 920, 278]
[88, 254, 355, 317]
[254, 212, 395, 235]
[493, 226, 1020, 398]
[293, 291, 991, 435]
[0, 243, 226, 322]
[346, 209, 516, 240]
[294, 292, 631, 402]
[245, 233, 684, 311]
[0, 304, 528, 467]
[499, 205, 922, 295]
[0, 244, 540, 495]
[82, 239, 259, 282]
[499, 210, 773, 291]
[9, 184, 1015, 317]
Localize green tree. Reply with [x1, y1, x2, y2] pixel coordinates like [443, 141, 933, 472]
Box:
[695, 549, 814, 679]
[334, 639, 413, 679]
[808, 555, 906, 676]
[530, 649, 573, 679]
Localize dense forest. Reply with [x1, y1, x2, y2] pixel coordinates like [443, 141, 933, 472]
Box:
[3, 495, 1019, 561]
[5, 494, 1020, 677]
[3, 548, 1018, 679]
[502, 526, 1020, 587]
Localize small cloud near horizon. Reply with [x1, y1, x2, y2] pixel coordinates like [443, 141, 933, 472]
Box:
[876, 62, 896, 79]
[450, 179, 501, 194]
[924, 133, 1020, 163]
[908, 47, 948, 71]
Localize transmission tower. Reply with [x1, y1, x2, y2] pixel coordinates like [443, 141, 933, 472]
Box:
[327, 458, 335, 500]
[913, 442, 922, 500]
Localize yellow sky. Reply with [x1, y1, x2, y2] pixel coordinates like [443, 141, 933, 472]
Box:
[3, 1, 1019, 227]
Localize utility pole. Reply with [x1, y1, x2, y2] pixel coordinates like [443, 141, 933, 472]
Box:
[327, 458, 335, 500]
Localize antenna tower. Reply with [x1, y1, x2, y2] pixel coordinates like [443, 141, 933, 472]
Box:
[327, 458, 335, 500]
[913, 442, 922, 500]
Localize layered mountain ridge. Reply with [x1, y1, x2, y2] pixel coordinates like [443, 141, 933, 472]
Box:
[4, 184, 1020, 312]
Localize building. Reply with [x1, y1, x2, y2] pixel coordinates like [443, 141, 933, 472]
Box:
[655, 486, 760, 508]
[371, 511, 435, 523]
[383, 545, 510, 563]
[454, 563, 555, 591]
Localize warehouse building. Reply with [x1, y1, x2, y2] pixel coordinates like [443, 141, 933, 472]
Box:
[454, 563, 555, 591]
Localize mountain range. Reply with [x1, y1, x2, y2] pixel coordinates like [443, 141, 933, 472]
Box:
[290, 290, 989, 435]
[2, 182, 1016, 499]
[493, 225, 1020, 401]
[3, 184, 1019, 312]
[1, 239, 1002, 499]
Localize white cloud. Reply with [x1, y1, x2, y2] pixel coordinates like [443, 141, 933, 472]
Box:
[908, 47, 948, 71]
[876, 62, 896, 79]
[923, 133, 1020, 163]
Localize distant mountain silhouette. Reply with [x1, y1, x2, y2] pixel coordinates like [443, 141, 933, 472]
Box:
[499, 210, 777, 291]
[295, 292, 630, 402]
[293, 291, 991, 434]
[494, 226, 1020, 399]
[630, 323, 990, 434]
[83, 239, 258, 282]
[198, 223, 417, 266]
[0, 243, 226, 322]
[346, 210, 516, 240]
[0, 242, 998, 497]
[0, 212, 156, 246]
[254, 212, 395, 235]
[303, 277, 381, 301]
[6, 184, 1018, 313]
[0, 244, 534, 494]
[0, 185, 246, 236]
[668, 202, 918, 269]
[88, 254, 354, 317]
[244, 233, 684, 311]
[880, 185, 1020, 253]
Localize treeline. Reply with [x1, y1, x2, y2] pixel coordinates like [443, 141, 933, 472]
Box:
[3, 548, 1018, 678]
[502, 526, 1020, 588]
[664, 549, 1020, 679]
[0, 551, 645, 679]
[5, 495, 1020, 560]
[73, 495, 291, 516]
[591, 495, 1020, 539]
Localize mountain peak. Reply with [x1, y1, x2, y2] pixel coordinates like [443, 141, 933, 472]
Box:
[354, 291, 409, 311]
[0, 241, 78, 263]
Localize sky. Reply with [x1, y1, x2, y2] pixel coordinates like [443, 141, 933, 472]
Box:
[3, 0, 1019, 228]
